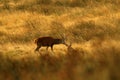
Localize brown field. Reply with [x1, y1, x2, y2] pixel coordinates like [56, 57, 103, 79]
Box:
[0, 0, 120, 80]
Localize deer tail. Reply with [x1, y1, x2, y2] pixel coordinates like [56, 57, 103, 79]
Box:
[34, 38, 38, 44]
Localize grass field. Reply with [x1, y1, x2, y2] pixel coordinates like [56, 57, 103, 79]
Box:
[0, 0, 120, 80]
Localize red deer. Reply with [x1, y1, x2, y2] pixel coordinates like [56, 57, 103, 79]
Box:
[34, 37, 67, 51]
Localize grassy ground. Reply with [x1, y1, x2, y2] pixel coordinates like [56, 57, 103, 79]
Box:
[0, 0, 120, 80]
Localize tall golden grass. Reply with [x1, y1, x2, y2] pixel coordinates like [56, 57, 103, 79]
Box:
[0, 0, 120, 80]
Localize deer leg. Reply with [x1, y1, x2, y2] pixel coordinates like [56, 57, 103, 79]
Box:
[51, 45, 54, 51]
[35, 45, 41, 52]
[46, 46, 49, 50]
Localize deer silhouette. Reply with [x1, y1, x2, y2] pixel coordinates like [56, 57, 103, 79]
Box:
[34, 36, 67, 51]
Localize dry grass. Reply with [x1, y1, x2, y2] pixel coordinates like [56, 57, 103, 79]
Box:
[0, 0, 120, 80]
